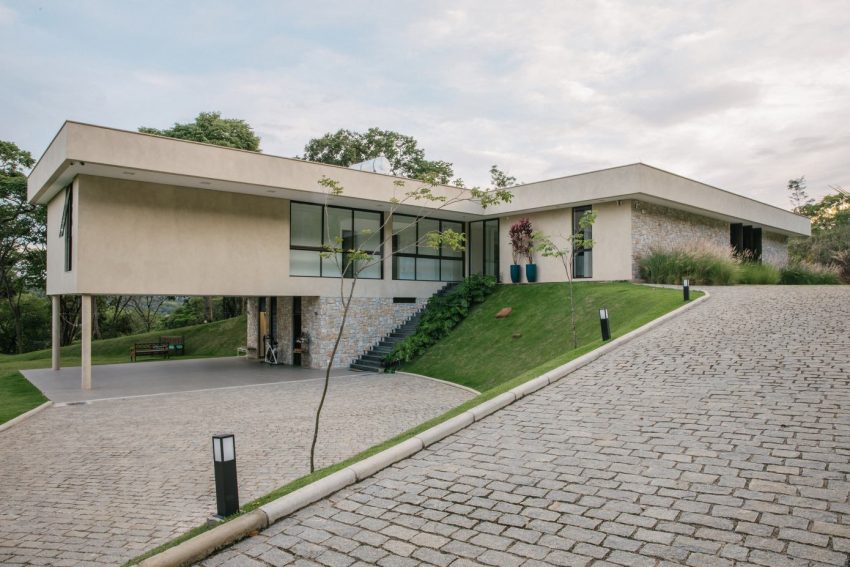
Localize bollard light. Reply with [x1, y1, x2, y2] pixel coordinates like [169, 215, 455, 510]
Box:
[683, 278, 690, 301]
[212, 433, 239, 518]
[599, 307, 611, 341]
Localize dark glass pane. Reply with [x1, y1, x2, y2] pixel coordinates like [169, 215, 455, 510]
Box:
[484, 219, 499, 277]
[469, 221, 484, 275]
[354, 210, 381, 252]
[290, 249, 321, 276]
[441, 259, 463, 281]
[441, 221, 464, 258]
[392, 215, 417, 255]
[416, 257, 440, 280]
[326, 207, 352, 249]
[291, 203, 322, 247]
[418, 218, 440, 255]
[394, 256, 415, 280]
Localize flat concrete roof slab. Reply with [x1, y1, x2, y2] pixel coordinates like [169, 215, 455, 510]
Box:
[22, 357, 353, 404]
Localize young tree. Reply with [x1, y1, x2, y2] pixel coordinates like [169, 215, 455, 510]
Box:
[787, 176, 814, 214]
[307, 169, 514, 472]
[533, 210, 597, 349]
[302, 127, 455, 184]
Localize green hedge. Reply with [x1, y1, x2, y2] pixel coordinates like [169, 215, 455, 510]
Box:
[385, 274, 497, 367]
[779, 263, 842, 285]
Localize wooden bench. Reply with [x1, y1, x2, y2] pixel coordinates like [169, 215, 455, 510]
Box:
[130, 342, 170, 362]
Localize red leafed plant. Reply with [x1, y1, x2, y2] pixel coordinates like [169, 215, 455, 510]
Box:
[509, 218, 534, 264]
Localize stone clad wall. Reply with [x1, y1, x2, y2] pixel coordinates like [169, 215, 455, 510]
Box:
[762, 232, 789, 267]
[631, 200, 730, 278]
[302, 297, 428, 369]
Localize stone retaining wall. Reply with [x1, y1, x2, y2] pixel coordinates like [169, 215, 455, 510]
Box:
[301, 296, 429, 369]
[762, 231, 789, 266]
[631, 200, 730, 278]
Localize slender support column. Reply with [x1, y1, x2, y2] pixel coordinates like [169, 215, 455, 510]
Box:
[51, 295, 61, 371]
[81, 294, 92, 390]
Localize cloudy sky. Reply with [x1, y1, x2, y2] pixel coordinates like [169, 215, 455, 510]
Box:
[2, 0, 848, 208]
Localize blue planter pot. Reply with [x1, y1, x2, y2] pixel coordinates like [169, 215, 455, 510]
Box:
[510, 264, 521, 283]
[525, 263, 537, 283]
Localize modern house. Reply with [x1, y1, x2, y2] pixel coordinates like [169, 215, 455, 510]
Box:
[28, 121, 810, 388]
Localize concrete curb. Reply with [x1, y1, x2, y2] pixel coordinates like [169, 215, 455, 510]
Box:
[135, 289, 709, 566]
[138, 510, 268, 567]
[395, 371, 481, 395]
[0, 401, 52, 434]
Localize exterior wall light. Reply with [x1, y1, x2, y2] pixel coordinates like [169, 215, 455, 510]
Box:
[599, 308, 611, 341]
[212, 433, 239, 518]
[683, 278, 690, 301]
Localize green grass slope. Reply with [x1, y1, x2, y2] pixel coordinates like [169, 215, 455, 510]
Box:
[0, 315, 246, 424]
[405, 282, 694, 391]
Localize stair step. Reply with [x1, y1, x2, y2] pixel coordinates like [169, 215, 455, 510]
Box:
[350, 363, 382, 372]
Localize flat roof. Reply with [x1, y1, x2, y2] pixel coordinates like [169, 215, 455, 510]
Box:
[28, 121, 810, 236]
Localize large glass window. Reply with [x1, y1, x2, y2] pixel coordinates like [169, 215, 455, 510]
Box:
[59, 185, 73, 272]
[468, 219, 499, 279]
[289, 202, 383, 278]
[392, 215, 465, 281]
[573, 206, 592, 278]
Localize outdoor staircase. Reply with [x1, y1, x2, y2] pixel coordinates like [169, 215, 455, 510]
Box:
[349, 282, 459, 372]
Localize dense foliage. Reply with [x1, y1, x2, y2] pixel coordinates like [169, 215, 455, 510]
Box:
[385, 274, 497, 366]
[787, 179, 850, 283]
[139, 111, 261, 151]
[302, 127, 455, 183]
[638, 243, 840, 285]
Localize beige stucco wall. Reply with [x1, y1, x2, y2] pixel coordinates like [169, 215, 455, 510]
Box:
[45, 179, 79, 296]
[498, 201, 632, 283]
[68, 175, 447, 297]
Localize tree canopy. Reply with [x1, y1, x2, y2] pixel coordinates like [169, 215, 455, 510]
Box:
[787, 177, 850, 282]
[139, 111, 261, 152]
[302, 127, 455, 184]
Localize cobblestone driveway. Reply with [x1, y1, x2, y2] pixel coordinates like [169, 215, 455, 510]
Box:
[0, 373, 472, 566]
[204, 287, 850, 567]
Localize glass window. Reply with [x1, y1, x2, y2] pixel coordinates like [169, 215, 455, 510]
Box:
[417, 218, 440, 255]
[441, 221, 464, 258]
[416, 258, 440, 280]
[394, 256, 416, 280]
[289, 249, 321, 276]
[469, 221, 484, 275]
[572, 206, 592, 278]
[326, 207, 352, 248]
[354, 210, 381, 252]
[484, 219, 499, 277]
[289, 202, 383, 278]
[291, 202, 322, 247]
[392, 215, 417, 254]
[441, 259, 464, 282]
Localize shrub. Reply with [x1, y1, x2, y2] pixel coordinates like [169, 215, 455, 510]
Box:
[638, 242, 738, 285]
[779, 262, 841, 285]
[737, 262, 781, 285]
[385, 274, 497, 367]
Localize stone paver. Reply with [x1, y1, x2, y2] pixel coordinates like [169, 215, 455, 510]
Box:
[204, 287, 850, 566]
[0, 372, 472, 566]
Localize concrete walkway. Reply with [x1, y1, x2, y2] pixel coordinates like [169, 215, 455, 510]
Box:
[202, 286, 850, 567]
[0, 372, 473, 566]
[23, 357, 347, 404]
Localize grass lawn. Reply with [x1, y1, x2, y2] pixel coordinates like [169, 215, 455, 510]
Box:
[0, 315, 246, 424]
[405, 281, 698, 391]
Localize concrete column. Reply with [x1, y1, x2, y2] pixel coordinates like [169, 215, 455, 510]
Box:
[51, 295, 61, 371]
[81, 294, 92, 390]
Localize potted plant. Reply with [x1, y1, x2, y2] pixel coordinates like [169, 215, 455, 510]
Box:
[525, 228, 537, 283]
[509, 218, 533, 283]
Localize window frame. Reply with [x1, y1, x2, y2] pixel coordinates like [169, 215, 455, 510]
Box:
[391, 214, 466, 282]
[572, 205, 593, 279]
[288, 201, 384, 279]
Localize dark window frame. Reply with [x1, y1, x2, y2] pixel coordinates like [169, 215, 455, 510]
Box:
[391, 214, 466, 282]
[58, 185, 73, 272]
[467, 218, 500, 279]
[289, 201, 384, 279]
[572, 205, 593, 279]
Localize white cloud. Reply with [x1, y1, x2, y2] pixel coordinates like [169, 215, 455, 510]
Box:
[2, 0, 849, 208]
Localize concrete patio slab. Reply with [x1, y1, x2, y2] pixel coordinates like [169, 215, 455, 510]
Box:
[22, 357, 351, 404]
